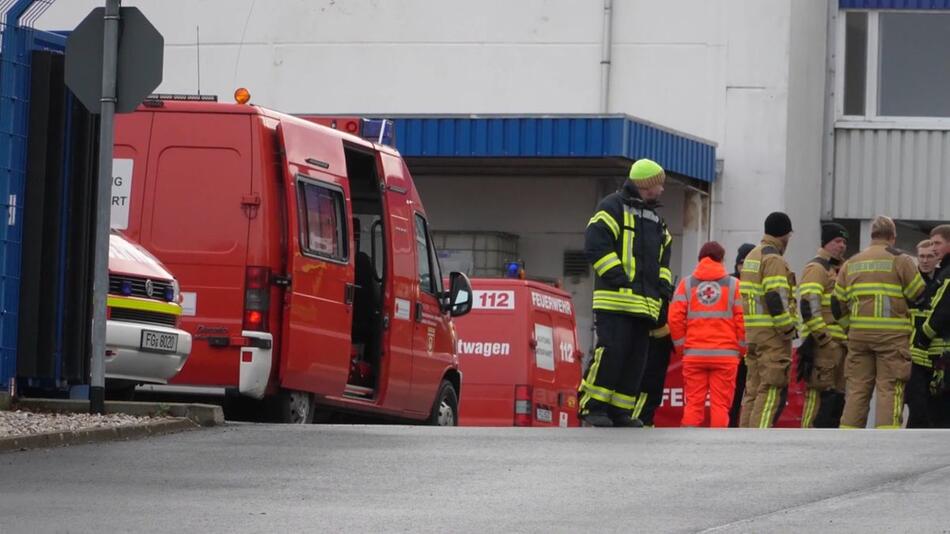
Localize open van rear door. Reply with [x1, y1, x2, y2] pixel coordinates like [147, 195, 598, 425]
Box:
[276, 120, 354, 397]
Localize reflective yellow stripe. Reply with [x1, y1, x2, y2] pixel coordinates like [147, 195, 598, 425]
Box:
[849, 283, 904, 298]
[892, 381, 904, 427]
[772, 313, 794, 328]
[905, 275, 925, 299]
[875, 425, 901, 429]
[839, 424, 860, 429]
[610, 391, 639, 411]
[632, 392, 648, 418]
[801, 389, 818, 428]
[848, 317, 911, 331]
[593, 290, 662, 318]
[923, 321, 938, 339]
[622, 209, 635, 282]
[593, 252, 622, 276]
[580, 379, 613, 405]
[659, 267, 672, 284]
[759, 386, 778, 428]
[107, 296, 182, 316]
[588, 211, 619, 239]
[912, 346, 933, 367]
[762, 276, 791, 291]
[835, 283, 850, 300]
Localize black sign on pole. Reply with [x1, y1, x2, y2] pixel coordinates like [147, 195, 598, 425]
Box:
[65, 6, 164, 114]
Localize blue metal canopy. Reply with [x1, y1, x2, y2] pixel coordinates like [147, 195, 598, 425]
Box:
[386, 115, 717, 183]
[840, 0, 950, 8]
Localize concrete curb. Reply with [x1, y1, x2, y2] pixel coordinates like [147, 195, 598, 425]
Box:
[0, 418, 198, 453]
[14, 398, 224, 427]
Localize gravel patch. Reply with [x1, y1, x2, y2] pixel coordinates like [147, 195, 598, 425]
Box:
[0, 410, 171, 438]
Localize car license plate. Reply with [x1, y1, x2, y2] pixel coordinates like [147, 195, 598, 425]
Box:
[140, 330, 178, 353]
[536, 407, 553, 423]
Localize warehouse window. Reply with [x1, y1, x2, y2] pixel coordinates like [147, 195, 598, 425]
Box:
[842, 12, 867, 116]
[878, 13, 950, 117]
[838, 10, 950, 121]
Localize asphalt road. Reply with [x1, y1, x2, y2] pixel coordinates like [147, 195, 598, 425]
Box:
[2, 425, 949, 533]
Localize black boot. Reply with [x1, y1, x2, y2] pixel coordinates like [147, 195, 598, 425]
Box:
[610, 412, 644, 428]
[581, 411, 614, 427]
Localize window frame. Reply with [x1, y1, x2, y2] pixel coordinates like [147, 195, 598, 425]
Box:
[836, 9, 950, 130]
[413, 212, 441, 297]
[296, 175, 349, 265]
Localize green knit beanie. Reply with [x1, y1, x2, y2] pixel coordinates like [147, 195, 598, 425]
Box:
[628, 159, 666, 189]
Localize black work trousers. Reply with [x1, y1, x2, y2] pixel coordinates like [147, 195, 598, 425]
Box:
[906, 362, 942, 428]
[637, 334, 673, 426]
[581, 312, 652, 416]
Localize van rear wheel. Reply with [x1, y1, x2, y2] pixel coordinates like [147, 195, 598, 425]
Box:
[428, 380, 458, 426]
[277, 390, 314, 424]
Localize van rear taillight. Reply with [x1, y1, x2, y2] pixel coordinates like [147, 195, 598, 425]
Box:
[243, 266, 270, 331]
[514, 385, 532, 427]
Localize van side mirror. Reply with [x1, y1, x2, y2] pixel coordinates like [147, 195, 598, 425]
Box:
[445, 272, 473, 317]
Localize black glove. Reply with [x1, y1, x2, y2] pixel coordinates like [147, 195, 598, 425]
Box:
[931, 353, 949, 396]
[913, 327, 931, 351]
[796, 335, 816, 383]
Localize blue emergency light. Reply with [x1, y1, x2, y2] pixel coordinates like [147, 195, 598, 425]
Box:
[362, 119, 395, 147]
[505, 261, 523, 279]
[120, 280, 133, 296]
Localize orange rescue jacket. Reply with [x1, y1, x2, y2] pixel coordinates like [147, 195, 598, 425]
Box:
[669, 257, 746, 364]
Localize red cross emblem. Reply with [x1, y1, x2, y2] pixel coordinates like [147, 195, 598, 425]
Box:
[696, 281, 722, 306]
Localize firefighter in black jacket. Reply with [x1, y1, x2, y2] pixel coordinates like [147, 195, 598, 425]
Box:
[581, 159, 673, 427]
[911, 225, 950, 427]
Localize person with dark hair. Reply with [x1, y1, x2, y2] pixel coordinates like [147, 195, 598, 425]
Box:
[728, 243, 755, 427]
[669, 242, 745, 427]
[739, 212, 796, 428]
[796, 223, 849, 428]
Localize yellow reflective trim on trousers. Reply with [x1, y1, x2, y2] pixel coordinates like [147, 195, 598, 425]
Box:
[588, 211, 619, 238]
[579, 380, 612, 405]
[632, 393, 648, 418]
[801, 389, 818, 428]
[593, 252, 622, 276]
[584, 347, 604, 386]
[892, 381, 904, 428]
[759, 386, 778, 428]
[875, 425, 901, 429]
[609, 391, 639, 410]
[107, 296, 182, 316]
[839, 424, 860, 429]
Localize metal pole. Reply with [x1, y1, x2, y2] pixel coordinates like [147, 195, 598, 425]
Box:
[90, 0, 120, 414]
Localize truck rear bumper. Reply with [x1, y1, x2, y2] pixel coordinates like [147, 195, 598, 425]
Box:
[238, 331, 273, 399]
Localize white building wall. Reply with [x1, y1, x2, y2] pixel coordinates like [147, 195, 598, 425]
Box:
[39, 0, 829, 345]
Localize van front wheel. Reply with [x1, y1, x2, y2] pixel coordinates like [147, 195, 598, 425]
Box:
[428, 380, 458, 426]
